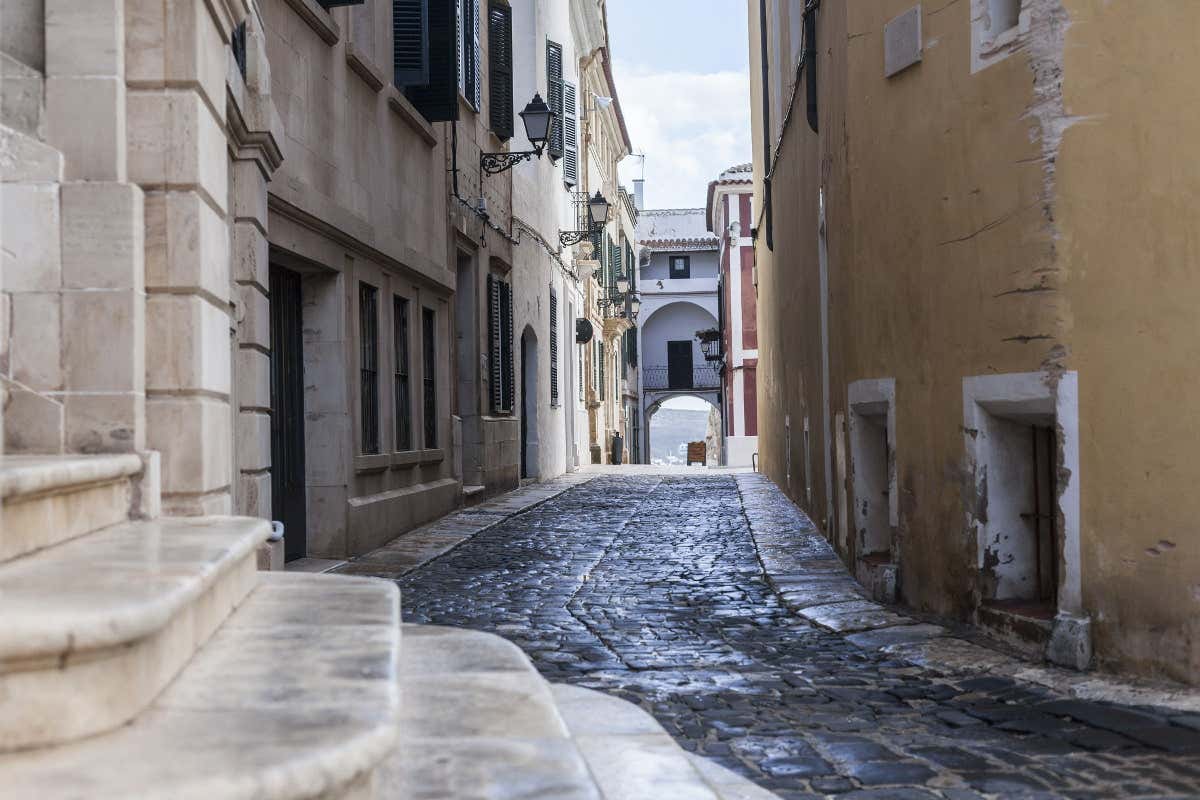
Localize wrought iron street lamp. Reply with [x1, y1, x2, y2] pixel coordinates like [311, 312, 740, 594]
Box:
[615, 275, 630, 295]
[480, 94, 555, 175]
[559, 191, 611, 247]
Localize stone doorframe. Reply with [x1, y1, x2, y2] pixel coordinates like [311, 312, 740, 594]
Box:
[962, 370, 1089, 669]
[847, 378, 898, 603]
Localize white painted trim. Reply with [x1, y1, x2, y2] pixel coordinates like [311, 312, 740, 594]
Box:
[962, 370, 1081, 615]
[848, 378, 898, 528]
[733, 369, 746, 436]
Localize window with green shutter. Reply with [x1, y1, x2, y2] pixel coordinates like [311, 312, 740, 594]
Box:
[404, 0, 459, 122]
[549, 289, 559, 406]
[487, 1, 513, 139]
[563, 82, 578, 186]
[487, 274, 515, 413]
[546, 40, 564, 161]
[463, 0, 481, 110]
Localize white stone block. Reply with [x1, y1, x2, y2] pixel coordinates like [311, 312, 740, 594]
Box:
[45, 0, 124, 77]
[232, 223, 269, 288]
[61, 182, 144, 290]
[144, 191, 230, 302]
[3, 383, 65, 453]
[884, 6, 923, 78]
[1, 183, 61, 291]
[11, 292, 62, 390]
[146, 395, 231, 494]
[236, 410, 271, 473]
[64, 391, 145, 453]
[63, 289, 144, 392]
[126, 90, 227, 213]
[235, 347, 270, 410]
[146, 293, 232, 395]
[238, 283, 270, 350]
[45, 76, 125, 181]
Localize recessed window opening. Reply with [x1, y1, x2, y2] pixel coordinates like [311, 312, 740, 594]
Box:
[669, 255, 691, 279]
[982, 412, 1059, 616]
[851, 407, 891, 563]
[394, 296, 412, 451]
[359, 282, 380, 455]
[988, 0, 1020, 36]
[422, 307, 438, 448]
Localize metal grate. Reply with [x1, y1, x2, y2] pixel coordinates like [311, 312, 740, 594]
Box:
[359, 282, 380, 454]
[394, 296, 412, 451]
[423, 307, 437, 448]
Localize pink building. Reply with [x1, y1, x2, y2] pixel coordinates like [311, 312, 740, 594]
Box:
[707, 164, 759, 467]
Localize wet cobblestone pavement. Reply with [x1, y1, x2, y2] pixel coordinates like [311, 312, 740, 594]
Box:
[383, 475, 1200, 799]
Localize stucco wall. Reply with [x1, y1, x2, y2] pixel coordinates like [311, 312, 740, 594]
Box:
[750, 0, 1200, 683]
[642, 250, 720, 282]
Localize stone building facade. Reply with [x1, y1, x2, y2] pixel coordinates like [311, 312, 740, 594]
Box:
[707, 163, 758, 468]
[635, 207, 722, 464]
[748, 0, 1200, 684]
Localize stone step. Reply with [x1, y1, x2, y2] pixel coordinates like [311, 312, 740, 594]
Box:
[0, 51, 44, 139]
[0, 453, 150, 562]
[0, 572, 401, 799]
[384, 624, 779, 799]
[0, 514, 268, 751]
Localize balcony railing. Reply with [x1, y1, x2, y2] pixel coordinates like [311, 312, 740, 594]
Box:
[642, 365, 721, 391]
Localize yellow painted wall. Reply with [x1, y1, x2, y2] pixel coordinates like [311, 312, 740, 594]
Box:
[750, 0, 1200, 683]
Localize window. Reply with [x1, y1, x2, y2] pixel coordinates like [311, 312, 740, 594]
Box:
[359, 282, 380, 454]
[487, 1, 513, 138]
[401, 0, 459, 122]
[549, 289, 559, 406]
[459, 0, 481, 110]
[422, 307, 438, 447]
[988, 0, 1020, 35]
[562, 82, 578, 186]
[597, 340, 605, 401]
[669, 255, 691, 279]
[546, 40, 564, 160]
[971, 0, 1023, 73]
[231, 21, 247, 79]
[487, 274, 515, 413]
[393, 296, 412, 451]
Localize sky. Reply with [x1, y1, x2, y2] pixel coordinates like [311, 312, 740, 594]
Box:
[606, 0, 752, 211]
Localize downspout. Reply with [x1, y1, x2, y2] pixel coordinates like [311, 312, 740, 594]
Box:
[758, 0, 773, 251]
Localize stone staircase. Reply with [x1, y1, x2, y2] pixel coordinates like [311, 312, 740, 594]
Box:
[0, 455, 776, 798]
[0, 454, 401, 798]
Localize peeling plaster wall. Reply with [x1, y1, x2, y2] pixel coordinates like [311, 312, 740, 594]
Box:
[1054, 0, 1200, 683]
[750, 0, 1200, 683]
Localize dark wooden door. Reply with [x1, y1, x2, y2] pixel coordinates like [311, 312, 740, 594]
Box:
[667, 341, 693, 390]
[269, 266, 307, 561]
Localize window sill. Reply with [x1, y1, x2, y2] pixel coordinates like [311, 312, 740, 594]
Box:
[420, 448, 445, 464]
[279, 0, 340, 46]
[391, 450, 423, 467]
[386, 87, 437, 147]
[354, 453, 390, 474]
[346, 41, 385, 92]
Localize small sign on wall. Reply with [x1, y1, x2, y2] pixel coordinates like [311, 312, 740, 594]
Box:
[884, 6, 923, 77]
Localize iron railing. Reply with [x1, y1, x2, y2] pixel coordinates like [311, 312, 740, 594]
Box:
[641, 365, 721, 391]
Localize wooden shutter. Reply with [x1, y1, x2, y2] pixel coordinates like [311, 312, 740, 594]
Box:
[562, 82, 578, 186]
[500, 280, 515, 412]
[598, 340, 605, 400]
[393, 0, 429, 86]
[546, 41, 564, 160]
[469, 0, 481, 109]
[406, 0, 459, 121]
[626, 327, 638, 368]
[488, 274, 503, 412]
[487, 2, 513, 139]
[626, 241, 636, 290]
[613, 239, 623, 282]
[549, 290, 559, 406]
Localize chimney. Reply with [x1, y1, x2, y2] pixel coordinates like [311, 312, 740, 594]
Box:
[633, 179, 644, 211]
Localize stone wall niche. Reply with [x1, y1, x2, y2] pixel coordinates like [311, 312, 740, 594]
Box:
[848, 378, 897, 603]
[963, 370, 1089, 669]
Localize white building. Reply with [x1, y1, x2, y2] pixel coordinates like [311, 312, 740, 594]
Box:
[635, 208, 721, 463]
[707, 163, 759, 468]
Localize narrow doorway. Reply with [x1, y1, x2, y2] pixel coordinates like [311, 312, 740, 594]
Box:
[269, 265, 307, 561]
[667, 340, 693, 389]
[454, 251, 481, 486]
[520, 327, 539, 478]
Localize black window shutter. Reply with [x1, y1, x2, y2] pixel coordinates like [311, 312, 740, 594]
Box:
[598, 340, 605, 401]
[563, 82, 578, 186]
[406, 0, 459, 121]
[500, 281, 515, 412]
[546, 41, 564, 160]
[471, 0, 481, 109]
[804, 6, 818, 134]
[549, 290, 559, 405]
[488, 2, 513, 139]
[488, 274, 503, 412]
[393, 0, 429, 86]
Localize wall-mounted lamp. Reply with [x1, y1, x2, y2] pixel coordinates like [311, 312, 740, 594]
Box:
[480, 94, 555, 175]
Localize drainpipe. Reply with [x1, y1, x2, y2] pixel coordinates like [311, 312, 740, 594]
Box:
[758, 0, 773, 251]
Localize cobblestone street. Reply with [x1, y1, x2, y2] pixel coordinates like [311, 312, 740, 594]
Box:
[365, 474, 1200, 799]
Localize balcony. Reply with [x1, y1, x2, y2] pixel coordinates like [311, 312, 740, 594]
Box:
[642, 365, 721, 391]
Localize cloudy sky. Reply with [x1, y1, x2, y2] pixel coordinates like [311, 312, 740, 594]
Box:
[607, 0, 752, 211]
